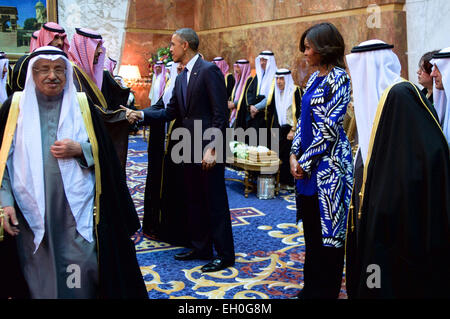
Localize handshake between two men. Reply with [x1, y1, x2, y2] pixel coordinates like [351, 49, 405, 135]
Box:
[119, 105, 217, 171]
[120, 105, 143, 124]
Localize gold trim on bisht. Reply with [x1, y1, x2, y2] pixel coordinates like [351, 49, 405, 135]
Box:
[357, 80, 403, 220]
[264, 79, 276, 122]
[76, 92, 102, 226]
[358, 79, 445, 221]
[0, 92, 22, 242]
[72, 63, 108, 110]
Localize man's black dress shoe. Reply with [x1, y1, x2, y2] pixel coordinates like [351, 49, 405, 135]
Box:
[201, 258, 235, 273]
[174, 250, 211, 261]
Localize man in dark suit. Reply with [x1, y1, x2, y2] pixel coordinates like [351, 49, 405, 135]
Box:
[125, 28, 235, 272]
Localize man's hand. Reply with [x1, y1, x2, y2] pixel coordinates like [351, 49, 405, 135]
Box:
[290, 154, 304, 180]
[2, 206, 19, 236]
[120, 105, 142, 124]
[228, 101, 235, 110]
[50, 139, 82, 159]
[250, 105, 259, 119]
[202, 148, 216, 171]
[120, 105, 133, 119]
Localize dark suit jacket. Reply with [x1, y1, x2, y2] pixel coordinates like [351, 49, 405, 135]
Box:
[142, 56, 228, 163]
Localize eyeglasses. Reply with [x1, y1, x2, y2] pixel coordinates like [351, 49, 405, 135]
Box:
[32, 67, 66, 77]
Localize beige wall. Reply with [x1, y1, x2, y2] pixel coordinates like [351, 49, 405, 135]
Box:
[195, 0, 407, 86]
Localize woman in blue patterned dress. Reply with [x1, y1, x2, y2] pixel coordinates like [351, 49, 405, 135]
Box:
[290, 22, 354, 299]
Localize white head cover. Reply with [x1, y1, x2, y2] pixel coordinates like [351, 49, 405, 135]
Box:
[148, 61, 167, 104]
[10, 46, 95, 253]
[255, 50, 277, 97]
[431, 47, 450, 145]
[0, 55, 8, 104]
[346, 39, 402, 165]
[162, 61, 179, 107]
[274, 68, 295, 126]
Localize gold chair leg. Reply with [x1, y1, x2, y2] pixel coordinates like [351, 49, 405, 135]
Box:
[244, 170, 249, 198]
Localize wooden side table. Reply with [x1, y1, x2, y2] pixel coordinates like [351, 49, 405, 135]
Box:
[226, 157, 281, 198]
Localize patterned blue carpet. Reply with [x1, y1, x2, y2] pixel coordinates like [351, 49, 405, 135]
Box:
[126, 134, 347, 299]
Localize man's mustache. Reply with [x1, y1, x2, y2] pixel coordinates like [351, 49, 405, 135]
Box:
[44, 79, 62, 84]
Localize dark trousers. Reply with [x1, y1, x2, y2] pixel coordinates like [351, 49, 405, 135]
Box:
[298, 194, 344, 299]
[183, 163, 235, 262]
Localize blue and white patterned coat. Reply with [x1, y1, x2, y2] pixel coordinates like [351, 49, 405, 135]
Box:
[291, 67, 354, 248]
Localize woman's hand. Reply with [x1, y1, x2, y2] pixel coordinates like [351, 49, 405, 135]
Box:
[290, 154, 304, 179]
[287, 129, 295, 141]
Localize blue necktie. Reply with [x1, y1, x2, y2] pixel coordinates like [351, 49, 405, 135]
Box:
[180, 67, 188, 109]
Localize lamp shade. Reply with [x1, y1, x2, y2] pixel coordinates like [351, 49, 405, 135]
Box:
[118, 65, 141, 81]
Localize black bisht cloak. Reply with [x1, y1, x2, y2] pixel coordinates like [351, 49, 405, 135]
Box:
[265, 86, 302, 186]
[0, 95, 148, 299]
[6, 63, 13, 97]
[244, 76, 268, 136]
[355, 81, 450, 298]
[10, 54, 30, 93]
[225, 73, 235, 100]
[142, 98, 189, 246]
[101, 70, 131, 112]
[142, 99, 165, 238]
[73, 65, 130, 170]
[100, 70, 132, 169]
[233, 76, 254, 130]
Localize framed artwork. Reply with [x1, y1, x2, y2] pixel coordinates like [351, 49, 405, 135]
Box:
[0, 0, 58, 61]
